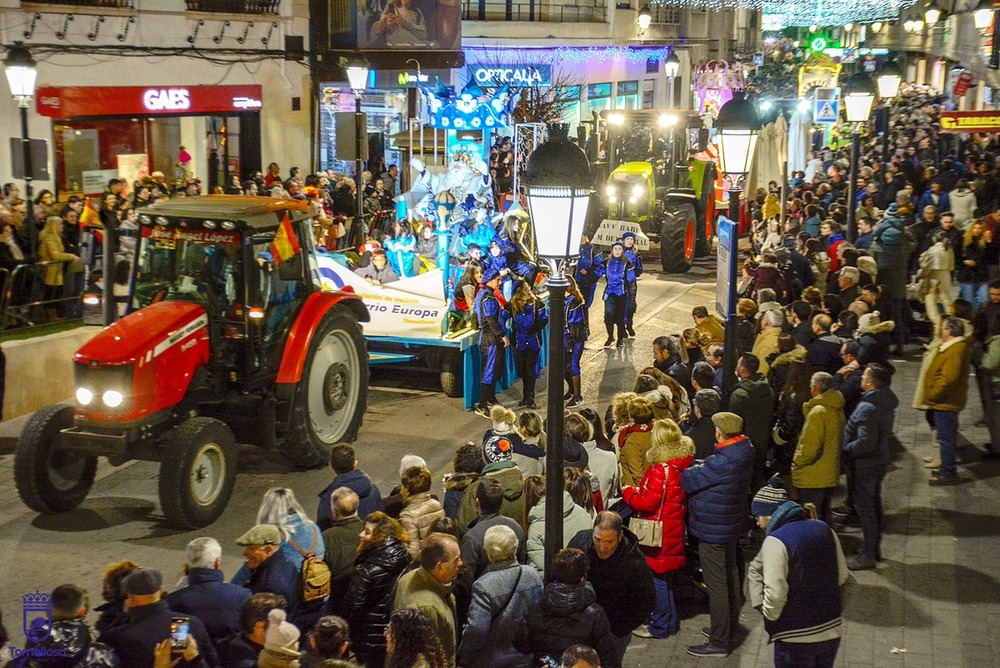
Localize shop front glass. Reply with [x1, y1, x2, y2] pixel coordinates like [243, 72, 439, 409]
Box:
[318, 85, 407, 177]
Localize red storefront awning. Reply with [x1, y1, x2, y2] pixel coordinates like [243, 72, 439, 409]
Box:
[36, 85, 263, 119]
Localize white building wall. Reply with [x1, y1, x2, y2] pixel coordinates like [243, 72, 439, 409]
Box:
[0, 0, 311, 193]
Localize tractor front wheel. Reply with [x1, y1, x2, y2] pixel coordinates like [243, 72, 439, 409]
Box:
[14, 404, 97, 514]
[286, 306, 368, 468]
[158, 417, 237, 529]
[660, 202, 698, 273]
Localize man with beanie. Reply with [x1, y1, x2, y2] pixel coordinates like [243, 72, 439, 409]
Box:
[681, 412, 755, 657]
[842, 364, 898, 570]
[100, 568, 219, 668]
[257, 609, 301, 667]
[747, 478, 849, 668]
[474, 266, 508, 417]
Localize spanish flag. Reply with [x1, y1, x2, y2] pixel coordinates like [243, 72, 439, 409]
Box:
[270, 212, 301, 265]
[79, 198, 100, 227]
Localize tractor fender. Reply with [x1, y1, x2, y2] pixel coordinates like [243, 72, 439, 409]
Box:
[276, 291, 369, 385]
[662, 190, 698, 203]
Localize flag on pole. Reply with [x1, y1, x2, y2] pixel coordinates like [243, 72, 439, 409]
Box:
[270, 212, 301, 265]
[79, 198, 100, 227]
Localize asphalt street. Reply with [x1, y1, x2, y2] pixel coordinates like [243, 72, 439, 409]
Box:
[2, 255, 998, 667]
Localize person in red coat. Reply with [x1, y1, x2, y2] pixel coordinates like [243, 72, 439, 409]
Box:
[621, 419, 695, 639]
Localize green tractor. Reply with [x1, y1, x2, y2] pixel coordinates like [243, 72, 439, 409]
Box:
[596, 110, 717, 273]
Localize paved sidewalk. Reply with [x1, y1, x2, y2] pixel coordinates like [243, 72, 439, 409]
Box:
[623, 342, 1000, 667]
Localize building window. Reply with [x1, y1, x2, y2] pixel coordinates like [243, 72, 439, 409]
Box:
[616, 80, 639, 110]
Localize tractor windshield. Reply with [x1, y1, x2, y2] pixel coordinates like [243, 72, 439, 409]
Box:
[131, 226, 243, 315]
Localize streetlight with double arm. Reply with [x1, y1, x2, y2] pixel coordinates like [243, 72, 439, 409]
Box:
[4, 42, 38, 258]
[524, 123, 592, 578]
[714, 91, 760, 394]
[345, 52, 370, 249]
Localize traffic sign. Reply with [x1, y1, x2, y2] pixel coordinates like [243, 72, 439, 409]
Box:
[815, 99, 839, 123]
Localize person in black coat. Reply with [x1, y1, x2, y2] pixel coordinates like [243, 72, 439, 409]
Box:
[339, 512, 413, 668]
[236, 525, 301, 619]
[513, 548, 617, 667]
[19, 584, 120, 668]
[166, 538, 252, 652]
[806, 313, 844, 375]
[99, 569, 219, 668]
[567, 514, 656, 667]
[316, 443, 384, 531]
[683, 389, 724, 460]
[653, 335, 693, 401]
[833, 340, 865, 418]
[219, 592, 287, 668]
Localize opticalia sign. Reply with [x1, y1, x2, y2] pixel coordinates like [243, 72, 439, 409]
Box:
[35, 85, 264, 119]
[467, 65, 552, 87]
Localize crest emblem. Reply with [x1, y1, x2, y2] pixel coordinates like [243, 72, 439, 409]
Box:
[23, 590, 53, 643]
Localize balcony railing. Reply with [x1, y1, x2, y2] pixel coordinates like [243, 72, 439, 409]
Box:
[185, 0, 280, 14]
[649, 6, 681, 25]
[24, 0, 135, 7]
[462, 0, 606, 23]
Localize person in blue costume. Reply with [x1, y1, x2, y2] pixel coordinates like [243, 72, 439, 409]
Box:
[451, 207, 496, 258]
[565, 275, 589, 407]
[509, 280, 549, 409]
[383, 220, 418, 278]
[575, 233, 603, 310]
[620, 231, 644, 337]
[484, 239, 514, 299]
[498, 209, 539, 291]
[474, 266, 510, 417]
[595, 241, 636, 348]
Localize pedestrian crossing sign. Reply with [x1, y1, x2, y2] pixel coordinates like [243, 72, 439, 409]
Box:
[815, 99, 839, 123]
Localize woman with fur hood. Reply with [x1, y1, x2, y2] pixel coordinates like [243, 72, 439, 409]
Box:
[622, 419, 696, 639]
[638, 367, 689, 419]
[634, 374, 676, 421]
[855, 311, 895, 367]
[766, 335, 807, 398]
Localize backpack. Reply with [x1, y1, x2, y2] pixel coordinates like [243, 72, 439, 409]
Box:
[286, 530, 331, 603]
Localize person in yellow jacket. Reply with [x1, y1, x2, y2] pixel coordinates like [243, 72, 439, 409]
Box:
[791, 372, 845, 524]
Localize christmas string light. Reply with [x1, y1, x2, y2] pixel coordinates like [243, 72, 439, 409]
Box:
[761, 0, 917, 28]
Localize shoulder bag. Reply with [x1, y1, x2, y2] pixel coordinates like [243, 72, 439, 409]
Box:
[630, 464, 669, 548]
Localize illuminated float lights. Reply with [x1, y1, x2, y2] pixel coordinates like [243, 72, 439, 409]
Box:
[760, 0, 916, 29]
[463, 45, 674, 65]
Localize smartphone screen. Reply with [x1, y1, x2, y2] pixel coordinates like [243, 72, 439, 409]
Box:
[170, 617, 190, 650]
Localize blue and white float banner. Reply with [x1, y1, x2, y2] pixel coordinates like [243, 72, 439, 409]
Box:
[316, 254, 449, 339]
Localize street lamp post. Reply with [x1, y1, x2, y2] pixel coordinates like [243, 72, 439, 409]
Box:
[974, 0, 996, 30]
[876, 60, 903, 180]
[842, 72, 878, 242]
[524, 123, 592, 579]
[664, 51, 680, 110]
[638, 5, 652, 33]
[714, 91, 760, 394]
[4, 43, 38, 258]
[345, 52, 370, 249]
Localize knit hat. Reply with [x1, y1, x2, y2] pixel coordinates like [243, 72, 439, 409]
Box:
[121, 568, 162, 596]
[858, 310, 881, 331]
[752, 475, 789, 516]
[264, 609, 300, 656]
[483, 432, 515, 464]
[399, 454, 427, 477]
[711, 412, 743, 436]
[886, 203, 899, 216]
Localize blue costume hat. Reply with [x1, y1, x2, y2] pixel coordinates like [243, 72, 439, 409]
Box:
[621, 231, 637, 241]
[482, 266, 501, 283]
[611, 240, 625, 250]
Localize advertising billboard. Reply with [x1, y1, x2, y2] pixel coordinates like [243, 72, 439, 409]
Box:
[357, 0, 461, 50]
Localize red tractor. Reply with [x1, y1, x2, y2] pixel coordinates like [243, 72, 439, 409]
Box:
[14, 197, 370, 529]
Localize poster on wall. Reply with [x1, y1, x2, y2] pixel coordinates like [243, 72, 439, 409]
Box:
[116, 153, 149, 198]
[357, 0, 461, 50]
[82, 169, 118, 197]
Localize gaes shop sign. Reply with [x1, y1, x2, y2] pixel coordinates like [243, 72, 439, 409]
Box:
[35, 85, 264, 119]
[467, 64, 552, 87]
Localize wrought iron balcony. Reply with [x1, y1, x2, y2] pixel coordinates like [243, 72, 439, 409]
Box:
[462, 0, 606, 22]
[185, 0, 280, 14]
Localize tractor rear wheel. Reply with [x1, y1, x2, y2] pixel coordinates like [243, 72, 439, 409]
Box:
[14, 404, 97, 514]
[158, 417, 237, 529]
[440, 349, 463, 398]
[286, 306, 368, 468]
[695, 165, 717, 258]
[660, 202, 698, 273]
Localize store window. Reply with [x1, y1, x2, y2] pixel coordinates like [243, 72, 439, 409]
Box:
[557, 85, 582, 134]
[586, 82, 612, 116]
[642, 79, 656, 110]
[616, 80, 639, 110]
[318, 85, 407, 177]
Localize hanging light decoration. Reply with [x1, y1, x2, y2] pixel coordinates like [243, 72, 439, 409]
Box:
[871, 21, 883, 32]
[759, 0, 917, 29]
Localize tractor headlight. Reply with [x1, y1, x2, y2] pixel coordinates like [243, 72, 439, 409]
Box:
[632, 185, 644, 197]
[629, 196, 638, 204]
[102, 390, 124, 408]
[76, 388, 93, 406]
[606, 185, 616, 197]
[608, 195, 617, 204]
